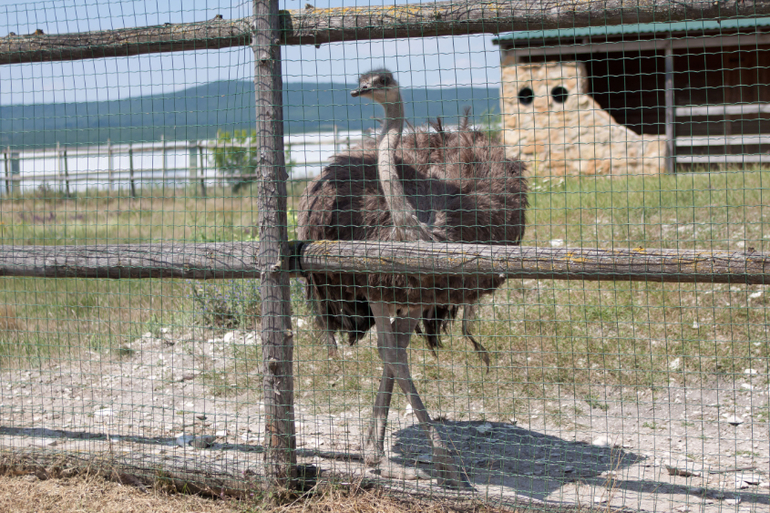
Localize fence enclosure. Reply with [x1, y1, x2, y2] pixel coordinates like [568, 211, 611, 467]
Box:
[1, 132, 360, 195]
[1, 0, 770, 508]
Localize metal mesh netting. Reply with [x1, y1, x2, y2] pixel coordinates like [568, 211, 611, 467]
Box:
[1, 0, 769, 510]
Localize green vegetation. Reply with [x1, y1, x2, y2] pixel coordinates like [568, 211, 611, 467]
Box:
[211, 130, 297, 193]
[1, 169, 769, 420]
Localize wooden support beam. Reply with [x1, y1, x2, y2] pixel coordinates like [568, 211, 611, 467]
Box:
[4, 0, 770, 65]
[0, 19, 252, 65]
[254, 0, 296, 489]
[1, 241, 769, 285]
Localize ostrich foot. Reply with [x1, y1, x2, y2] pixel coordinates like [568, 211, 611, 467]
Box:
[362, 441, 384, 467]
[429, 434, 473, 490]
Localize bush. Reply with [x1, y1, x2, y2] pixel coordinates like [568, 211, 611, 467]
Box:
[190, 280, 261, 329]
[211, 130, 296, 193]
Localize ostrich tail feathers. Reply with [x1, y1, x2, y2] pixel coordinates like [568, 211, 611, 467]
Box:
[461, 305, 491, 372]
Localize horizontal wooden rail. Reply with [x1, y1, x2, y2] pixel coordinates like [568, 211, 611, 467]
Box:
[3, 0, 769, 65]
[676, 155, 767, 164]
[676, 135, 770, 147]
[675, 104, 770, 117]
[1, 241, 769, 285]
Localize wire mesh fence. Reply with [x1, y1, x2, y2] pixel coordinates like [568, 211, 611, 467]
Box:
[1, 0, 770, 510]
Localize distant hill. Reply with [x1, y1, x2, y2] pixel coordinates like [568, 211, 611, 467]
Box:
[0, 80, 501, 149]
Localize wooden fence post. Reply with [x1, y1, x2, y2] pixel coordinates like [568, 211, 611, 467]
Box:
[63, 148, 70, 197]
[254, 0, 296, 488]
[56, 142, 62, 191]
[107, 139, 114, 190]
[3, 147, 9, 195]
[188, 142, 197, 192]
[198, 143, 206, 197]
[129, 148, 136, 198]
[161, 134, 167, 187]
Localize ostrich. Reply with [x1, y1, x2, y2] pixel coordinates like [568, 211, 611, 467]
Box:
[297, 69, 528, 488]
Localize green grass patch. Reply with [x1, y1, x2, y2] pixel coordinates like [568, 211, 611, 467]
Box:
[1, 171, 769, 414]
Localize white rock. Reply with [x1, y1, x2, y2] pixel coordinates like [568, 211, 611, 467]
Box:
[142, 332, 153, 339]
[475, 422, 493, 435]
[593, 497, 607, 504]
[725, 415, 743, 426]
[669, 358, 681, 370]
[740, 383, 753, 391]
[592, 436, 612, 447]
[223, 332, 237, 344]
[550, 239, 565, 247]
[691, 321, 700, 330]
[243, 333, 260, 345]
[724, 498, 741, 505]
[94, 407, 113, 417]
[296, 318, 307, 328]
[215, 430, 228, 437]
[743, 368, 759, 375]
[749, 291, 763, 299]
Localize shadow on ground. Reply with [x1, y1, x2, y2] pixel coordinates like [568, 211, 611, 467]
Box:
[391, 420, 640, 500]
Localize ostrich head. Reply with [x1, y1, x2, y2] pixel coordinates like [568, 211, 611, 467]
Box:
[351, 69, 400, 106]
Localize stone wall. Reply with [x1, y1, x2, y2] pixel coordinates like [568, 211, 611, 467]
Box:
[500, 61, 665, 177]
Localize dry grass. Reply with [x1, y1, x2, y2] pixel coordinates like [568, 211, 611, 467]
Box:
[0, 473, 523, 513]
[0, 473, 239, 513]
[0, 305, 22, 332]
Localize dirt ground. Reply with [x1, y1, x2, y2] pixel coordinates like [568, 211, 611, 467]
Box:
[1, 326, 768, 513]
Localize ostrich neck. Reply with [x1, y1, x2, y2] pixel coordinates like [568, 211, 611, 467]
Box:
[377, 98, 420, 240]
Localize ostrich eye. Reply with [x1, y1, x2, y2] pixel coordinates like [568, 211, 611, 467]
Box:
[551, 86, 569, 104]
[379, 76, 387, 85]
[518, 87, 534, 105]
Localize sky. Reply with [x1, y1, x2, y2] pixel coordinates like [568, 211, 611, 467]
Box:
[0, 0, 504, 105]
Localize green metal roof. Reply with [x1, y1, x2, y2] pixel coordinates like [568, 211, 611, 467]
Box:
[492, 17, 770, 44]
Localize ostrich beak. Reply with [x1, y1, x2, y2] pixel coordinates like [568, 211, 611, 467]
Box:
[351, 85, 367, 97]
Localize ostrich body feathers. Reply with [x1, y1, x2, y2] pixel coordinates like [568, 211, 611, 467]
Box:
[298, 116, 528, 351]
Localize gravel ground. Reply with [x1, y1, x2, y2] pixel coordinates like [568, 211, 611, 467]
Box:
[1, 326, 768, 512]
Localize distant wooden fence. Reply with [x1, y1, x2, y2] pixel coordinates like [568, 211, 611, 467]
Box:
[1, 132, 361, 197]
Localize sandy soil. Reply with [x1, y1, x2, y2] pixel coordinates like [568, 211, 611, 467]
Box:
[1, 326, 768, 512]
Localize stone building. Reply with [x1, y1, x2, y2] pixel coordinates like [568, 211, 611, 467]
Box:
[500, 60, 664, 177]
[493, 18, 770, 177]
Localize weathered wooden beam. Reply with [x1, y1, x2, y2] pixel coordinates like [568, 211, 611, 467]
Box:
[4, 0, 770, 65]
[1, 241, 769, 285]
[254, 0, 297, 489]
[0, 19, 252, 65]
[300, 241, 770, 284]
[0, 242, 264, 279]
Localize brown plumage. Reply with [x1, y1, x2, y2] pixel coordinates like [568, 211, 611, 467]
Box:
[299, 113, 527, 352]
[297, 69, 527, 488]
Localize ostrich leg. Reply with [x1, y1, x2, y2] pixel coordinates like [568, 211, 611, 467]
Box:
[363, 313, 420, 465]
[363, 361, 395, 466]
[369, 301, 471, 489]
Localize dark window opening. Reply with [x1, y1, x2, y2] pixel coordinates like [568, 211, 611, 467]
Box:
[518, 87, 534, 105]
[551, 86, 569, 103]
